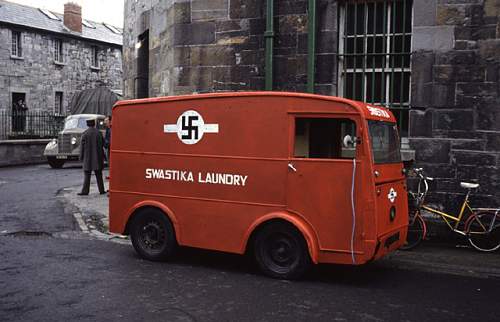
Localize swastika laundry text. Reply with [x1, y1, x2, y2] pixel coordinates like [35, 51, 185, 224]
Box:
[145, 168, 248, 186]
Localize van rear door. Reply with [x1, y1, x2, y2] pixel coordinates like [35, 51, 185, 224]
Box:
[368, 121, 408, 247]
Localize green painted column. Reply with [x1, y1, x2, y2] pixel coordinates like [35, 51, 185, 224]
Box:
[265, 0, 274, 90]
[307, 0, 316, 93]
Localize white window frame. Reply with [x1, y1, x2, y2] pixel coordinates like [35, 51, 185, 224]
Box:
[54, 39, 64, 63]
[11, 30, 22, 58]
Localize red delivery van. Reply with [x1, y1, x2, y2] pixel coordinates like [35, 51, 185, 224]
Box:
[109, 92, 408, 279]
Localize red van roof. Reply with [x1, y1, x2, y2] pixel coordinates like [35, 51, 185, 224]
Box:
[114, 92, 396, 123]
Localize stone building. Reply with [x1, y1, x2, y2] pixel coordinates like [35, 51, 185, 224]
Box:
[0, 1, 123, 115]
[123, 0, 500, 211]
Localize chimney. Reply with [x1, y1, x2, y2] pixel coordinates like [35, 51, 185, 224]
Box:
[64, 2, 82, 33]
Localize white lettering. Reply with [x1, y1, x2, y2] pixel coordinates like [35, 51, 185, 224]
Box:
[367, 105, 391, 119]
[146, 168, 249, 187]
[153, 169, 163, 179]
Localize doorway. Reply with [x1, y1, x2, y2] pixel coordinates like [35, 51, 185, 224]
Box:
[11, 92, 26, 132]
[136, 30, 149, 99]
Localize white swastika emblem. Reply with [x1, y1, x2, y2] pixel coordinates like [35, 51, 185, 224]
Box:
[164, 110, 219, 145]
[387, 187, 398, 203]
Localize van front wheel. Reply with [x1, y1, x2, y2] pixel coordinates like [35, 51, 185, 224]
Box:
[130, 208, 177, 261]
[254, 222, 311, 279]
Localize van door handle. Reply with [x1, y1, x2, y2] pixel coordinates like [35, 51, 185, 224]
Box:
[288, 163, 297, 172]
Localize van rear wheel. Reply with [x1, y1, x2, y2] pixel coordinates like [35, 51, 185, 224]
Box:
[254, 222, 311, 279]
[130, 208, 177, 261]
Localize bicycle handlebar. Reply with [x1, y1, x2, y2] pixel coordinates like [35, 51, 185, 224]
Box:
[408, 168, 432, 200]
[412, 168, 434, 181]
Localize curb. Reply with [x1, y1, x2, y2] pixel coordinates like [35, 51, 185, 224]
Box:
[58, 185, 130, 245]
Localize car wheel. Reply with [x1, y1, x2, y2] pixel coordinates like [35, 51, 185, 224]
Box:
[47, 157, 65, 169]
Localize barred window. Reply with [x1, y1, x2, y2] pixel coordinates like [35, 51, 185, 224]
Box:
[91, 46, 99, 68]
[338, 0, 412, 136]
[11, 31, 22, 57]
[55, 92, 63, 115]
[54, 39, 64, 63]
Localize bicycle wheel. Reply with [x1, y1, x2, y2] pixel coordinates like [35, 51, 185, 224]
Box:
[400, 211, 426, 250]
[466, 211, 500, 252]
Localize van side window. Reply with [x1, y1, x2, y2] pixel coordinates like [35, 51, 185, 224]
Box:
[294, 118, 357, 159]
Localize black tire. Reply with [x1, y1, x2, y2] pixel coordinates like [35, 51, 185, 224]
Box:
[466, 211, 500, 252]
[130, 208, 177, 261]
[253, 222, 312, 279]
[47, 157, 65, 169]
[400, 212, 425, 250]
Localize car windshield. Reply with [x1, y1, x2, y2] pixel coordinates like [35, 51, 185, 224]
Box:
[368, 121, 401, 164]
[64, 117, 105, 130]
[64, 118, 83, 130]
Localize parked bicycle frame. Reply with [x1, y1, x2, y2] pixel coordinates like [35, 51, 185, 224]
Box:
[403, 168, 500, 252]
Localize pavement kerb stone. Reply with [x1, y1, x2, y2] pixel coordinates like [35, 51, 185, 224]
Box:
[59, 181, 130, 245]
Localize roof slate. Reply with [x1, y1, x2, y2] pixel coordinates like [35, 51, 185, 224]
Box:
[0, 0, 122, 46]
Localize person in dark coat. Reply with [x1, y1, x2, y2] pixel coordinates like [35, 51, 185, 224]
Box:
[78, 119, 106, 195]
[104, 116, 112, 159]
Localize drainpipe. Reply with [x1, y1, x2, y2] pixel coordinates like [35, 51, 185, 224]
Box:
[264, 0, 274, 90]
[307, 0, 316, 93]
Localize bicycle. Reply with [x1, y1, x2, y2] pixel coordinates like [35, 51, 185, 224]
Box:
[402, 168, 500, 252]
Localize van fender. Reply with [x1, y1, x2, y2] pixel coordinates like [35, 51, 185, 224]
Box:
[242, 212, 320, 264]
[125, 200, 181, 242]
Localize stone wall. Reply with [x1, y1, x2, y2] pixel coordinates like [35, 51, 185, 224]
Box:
[123, 0, 500, 212]
[0, 139, 50, 167]
[0, 26, 122, 113]
[410, 0, 500, 211]
[123, 0, 338, 98]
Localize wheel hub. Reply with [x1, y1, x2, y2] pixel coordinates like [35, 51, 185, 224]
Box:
[141, 221, 164, 249]
[270, 238, 294, 264]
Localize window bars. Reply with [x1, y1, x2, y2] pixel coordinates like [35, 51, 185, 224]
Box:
[339, 0, 412, 136]
[91, 46, 99, 68]
[54, 39, 64, 63]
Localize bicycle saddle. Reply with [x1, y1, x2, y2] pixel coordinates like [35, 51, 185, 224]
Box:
[460, 182, 479, 189]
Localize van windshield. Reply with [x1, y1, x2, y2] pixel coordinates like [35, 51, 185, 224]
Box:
[368, 121, 401, 164]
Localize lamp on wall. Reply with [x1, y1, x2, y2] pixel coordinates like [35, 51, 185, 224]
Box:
[135, 40, 142, 49]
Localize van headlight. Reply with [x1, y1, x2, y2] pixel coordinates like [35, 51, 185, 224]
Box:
[71, 137, 77, 145]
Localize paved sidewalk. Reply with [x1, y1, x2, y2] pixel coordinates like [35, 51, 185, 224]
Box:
[59, 171, 129, 244]
[59, 181, 500, 279]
